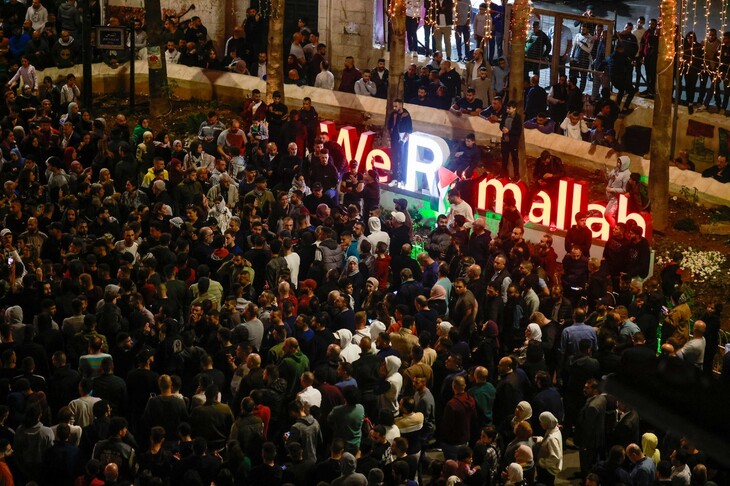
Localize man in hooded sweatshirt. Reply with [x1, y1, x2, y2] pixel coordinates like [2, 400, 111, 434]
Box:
[378, 355, 402, 416]
[605, 155, 631, 227]
[286, 399, 321, 462]
[336, 329, 360, 363]
[331, 452, 368, 486]
[366, 216, 390, 249]
[278, 338, 310, 400]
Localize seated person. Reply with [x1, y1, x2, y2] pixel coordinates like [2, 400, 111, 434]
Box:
[701, 155, 730, 183]
[450, 87, 483, 116]
[560, 111, 590, 140]
[603, 129, 625, 155]
[590, 115, 609, 146]
[409, 86, 431, 107]
[524, 112, 556, 134]
[531, 150, 564, 198]
[673, 149, 695, 171]
[285, 68, 305, 86]
[479, 95, 505, 122]
[223, 47, 245, 72]
[448, 133, 481, 178]
[431, 86, 452, 110]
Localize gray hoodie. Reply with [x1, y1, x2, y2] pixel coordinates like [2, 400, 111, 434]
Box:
[331, 452, 368, 486]
[606, 155, 631, 201]
[5, 305, 25, 342]
[288, 414, 322, 462]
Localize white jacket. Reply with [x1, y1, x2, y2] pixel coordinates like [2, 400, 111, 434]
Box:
[537, 412, 563, 476]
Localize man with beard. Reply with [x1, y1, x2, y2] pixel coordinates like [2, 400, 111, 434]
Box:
[276, 142, 302, 191]
[386, 99, 412, 185]
[425, 214, 451, 260]
[450, 277, 478, 342]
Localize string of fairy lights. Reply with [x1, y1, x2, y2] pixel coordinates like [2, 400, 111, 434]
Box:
[396, 0, 495, 52]
[666, 0, 730, 95]
[675, 0, 730, 94]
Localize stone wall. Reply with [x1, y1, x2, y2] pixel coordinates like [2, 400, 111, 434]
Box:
[55, 61, 730, 208]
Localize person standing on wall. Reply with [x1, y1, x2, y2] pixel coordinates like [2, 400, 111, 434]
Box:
[499, 100, 522, 182]
[387, 99, 413, 187]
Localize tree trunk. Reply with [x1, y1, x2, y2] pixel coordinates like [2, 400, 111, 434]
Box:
[508, 0, 531, 183]
[649, 0, 675, 231]
[266, 0, 285, 102]
[145, 0, 169, 117]
[386, 0, 407, 116]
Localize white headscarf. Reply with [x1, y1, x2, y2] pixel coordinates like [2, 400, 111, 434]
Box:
[526, 322, 542, 342]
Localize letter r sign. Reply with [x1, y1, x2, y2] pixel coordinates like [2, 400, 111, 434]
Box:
[405, 132, 450, 198]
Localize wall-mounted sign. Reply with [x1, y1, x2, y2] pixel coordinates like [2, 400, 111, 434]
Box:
[319, 121, 652, 241]
[96, 26, 126, 50]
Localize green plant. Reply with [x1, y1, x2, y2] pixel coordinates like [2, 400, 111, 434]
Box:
[184, 112, 208, 135]
[672, 217, 698, 232]
[407, 206, 424, 230]
[678, 186, 699, 205]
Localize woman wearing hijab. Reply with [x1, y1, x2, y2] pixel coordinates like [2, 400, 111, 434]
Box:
[524, 322, 542, 344]
[171, 139, 187, 161]
[642, 432, 660, 464]
[511, 401, 533, 430]
[536, 411, 563, 485]
[505, 462, 526, 486]
[361, 276, 383, 319]
[60, 101, 81, 127]
[341, 256, 365, 307]
[429, 284, 448, 316]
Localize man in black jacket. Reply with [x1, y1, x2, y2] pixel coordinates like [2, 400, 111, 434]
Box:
[499, 100, 523, 181]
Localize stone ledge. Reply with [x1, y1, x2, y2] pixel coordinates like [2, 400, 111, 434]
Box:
[42, 61, 730, 207]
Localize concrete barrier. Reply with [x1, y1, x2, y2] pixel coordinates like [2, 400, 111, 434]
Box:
[49, 61, 730, 207]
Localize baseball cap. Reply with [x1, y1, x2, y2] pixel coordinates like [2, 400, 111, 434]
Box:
[393, 198, 408, 209]
[312, 182, 323, 190]
[0, 228, 11, 237]
[391, 211, 406, 223]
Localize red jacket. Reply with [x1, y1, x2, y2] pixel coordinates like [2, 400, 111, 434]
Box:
[440, 392, 476, 445]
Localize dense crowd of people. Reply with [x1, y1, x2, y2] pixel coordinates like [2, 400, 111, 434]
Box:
[0, 2, 727, 486]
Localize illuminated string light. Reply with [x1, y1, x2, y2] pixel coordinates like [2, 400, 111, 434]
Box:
[484, 6, 493, 41]
[452, 0, 458, 33]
